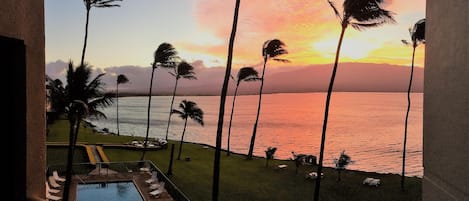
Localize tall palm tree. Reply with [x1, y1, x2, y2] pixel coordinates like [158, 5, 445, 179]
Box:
[227, 67, 259, 156]
[59, 61, 113, 201]
[165, 61, 197, 141]
[171, 100, 204, 160]
[400, 18, 425, 190]
[141, 43, 178, 161]
[80, 0, 122, 66]
[116, 74, 129, 136]
[314, 1, 395, 200]
[247, 39, 289, 159]
[212, 0, 240, 200]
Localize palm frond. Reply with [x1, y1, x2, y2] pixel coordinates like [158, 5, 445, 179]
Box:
[411, 19, 425, 44]
[154, 43, 178, 69]
[272, 58, 290, 63]
[328, 0, 343, 21]
[401, 40, 411, 46]
[168, 71, 177, 77]
[237, 67, 259, 83]
[263, 39, 289, 59]
[92, 0, 122, 8]
[345, 0, 395, 31]
[117, 74, 129, 84]
[176, 61, 197, 79]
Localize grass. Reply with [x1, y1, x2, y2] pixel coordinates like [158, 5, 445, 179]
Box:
[104, 143, 421, 201]
[47, 145, 88, 166]
[47, 119, 422, 201]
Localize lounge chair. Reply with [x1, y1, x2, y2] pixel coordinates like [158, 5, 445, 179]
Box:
[53, 171, 65, 182]
[46, 191, 62, 201]
[363, 177, 381, 187]
[145, 172, 158, 185]
[48, 176, 61, 188]
[305, 172, 324, 180]
[149, 189, 163, 198]
[46, 182, 60, 194]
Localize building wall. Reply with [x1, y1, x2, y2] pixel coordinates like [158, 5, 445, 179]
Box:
[0, 1, 46, 200]
[424, 0, 469, 200]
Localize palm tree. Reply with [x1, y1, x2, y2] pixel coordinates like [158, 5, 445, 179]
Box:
[141, 43, 178, 161]
[265, 147, 277, 167]
[314, 1, 395, 200]
[400, 18, 425, 190]
[247, 39, 289, 159]
[165, 61, 197, 141]
[59, 61, 113, 201]
[116, 74, 129, 136]
[212, 0, 240, 200]
[171, 100, 204, 160]
[227, 67, 259, 156]
[80, 0, 122, 66]
[333, 150, 352, 181]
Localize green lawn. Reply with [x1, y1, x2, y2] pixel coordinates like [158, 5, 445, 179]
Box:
[47, 119, 422, 201]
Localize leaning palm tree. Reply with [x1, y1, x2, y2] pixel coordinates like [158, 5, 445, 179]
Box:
[141, 43, 178, 161]
[212, 0, 240, 200]
[80, 0, 122, 66]
[171, 100, 204, 160]
[247, 39, 289, 160]
[61, 61, 113, 201]
[314, 1, 395, 200]
[116, 74, 129, 136]
[164, 61, 197, 141]
[400, 18, 425, 190]
[227, 67, 259, 156]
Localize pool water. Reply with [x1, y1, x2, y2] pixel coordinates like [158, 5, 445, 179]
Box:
[77, 181, 143, 201]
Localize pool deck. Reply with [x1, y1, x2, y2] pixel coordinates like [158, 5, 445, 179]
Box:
[54, 171, 174, 201]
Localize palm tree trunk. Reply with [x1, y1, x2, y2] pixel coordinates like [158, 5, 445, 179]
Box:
[80, 8, 90, 67]
[247, 58, 267, 159]
[212, 0, 240, 200]
[314, 25, 347, 201]
[266, 158, 269, 167]
[227, 84, 240, 156]
[62, 118, 76, 201]
[116, 83, 120, 136]
[401, 46, 416, 190]
[141, 68, 156, 161]
[165, 78, 179, 140]
[177, 119, 188, 160]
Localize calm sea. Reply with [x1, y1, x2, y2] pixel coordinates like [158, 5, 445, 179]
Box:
[89, 92, 423, 176]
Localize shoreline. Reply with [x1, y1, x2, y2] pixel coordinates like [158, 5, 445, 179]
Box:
[83, 119, 421, 178]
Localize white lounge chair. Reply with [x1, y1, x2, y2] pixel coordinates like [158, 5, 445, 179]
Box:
[149, 189, 163, 198]
[46, 182, 60, 194]
[145, 172, 158, 185]
[53, 171, 65, 182]
[46, 191, 62, 201]
[363, 177, 381, 187]
[305, 172, 324, 180]
[48, 176, 61, 188]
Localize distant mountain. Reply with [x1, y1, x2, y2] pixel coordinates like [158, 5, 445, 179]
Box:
[46, 60, 423, 96]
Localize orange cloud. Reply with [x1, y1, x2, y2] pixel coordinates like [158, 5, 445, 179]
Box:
[182, 0, 426, 68]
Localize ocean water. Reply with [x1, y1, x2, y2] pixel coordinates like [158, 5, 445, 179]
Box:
[89, 92, 423, 176]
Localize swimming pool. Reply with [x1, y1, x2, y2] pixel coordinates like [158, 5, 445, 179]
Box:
[77, 181, 143, 201]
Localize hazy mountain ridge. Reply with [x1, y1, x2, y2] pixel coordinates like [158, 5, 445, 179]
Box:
[46, 60, 423, 96]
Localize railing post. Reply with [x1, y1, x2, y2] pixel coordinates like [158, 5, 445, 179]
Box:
[167, 144, 175, 175]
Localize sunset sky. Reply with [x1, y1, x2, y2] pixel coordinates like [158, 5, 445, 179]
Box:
[45, 0, 426, 70]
